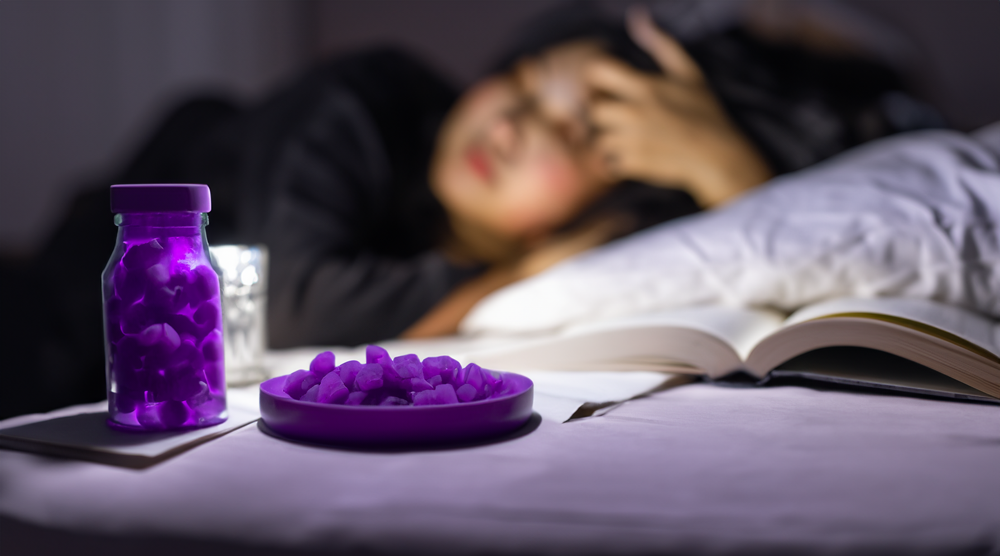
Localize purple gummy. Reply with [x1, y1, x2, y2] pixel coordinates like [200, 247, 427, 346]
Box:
[301, 384, 320, 403]
[200, 330, 224, 362]
[345, 391, 368, 406]
[411, 390, 436, 406]
[114, 334, 143, 359]
[158, 400, 191, 429]
[177, 377, 210, 407]
[380, 396, 409, 406]
[193, 395, 226, 420]
[427, 375, 443, 387]
[166, 339, 205, 371]
[186, 265, 219, 307]
[433, 383, 460, 405]
[422, 355, 460, 383]
[202, 361, 225, 390]
[122, 239, 164, 271]
[146, 263, 170, 287]
[355, 363, 384, 391]
[283, 369, 312, 400]
[136, 404, 162, 429]
[484, 369, 503, 387]
[121, 301, 153, 334]
[114, 268, 146, 305]
[167, 313, 200, 339]
[113, 390, 140, 414]
[403, 377, 433, 393]
[145, 284, 183, 314]
[164, 365, 207, 402]
[309, 351, 336, 378]
[393, 354, 423, 379]
[317, 372, 350, 404]
[338, 360, 362, 390]
[456, 383, 478, 403]
[453, 363, 469, 386]
[366, 345, 389, 365]
[137, 322, 180, 349]
[192, 301, 220, 329]
[465, 363, 486, 392]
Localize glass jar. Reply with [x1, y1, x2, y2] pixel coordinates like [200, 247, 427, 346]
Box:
[102, 184, 227, 430]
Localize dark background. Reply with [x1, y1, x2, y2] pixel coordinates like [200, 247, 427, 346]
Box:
[1, 0, 999, 257]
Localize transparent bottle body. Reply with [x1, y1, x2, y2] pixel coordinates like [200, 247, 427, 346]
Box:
[102, 212, 227, 430]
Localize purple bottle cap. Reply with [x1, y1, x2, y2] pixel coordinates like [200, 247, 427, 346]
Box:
[110, 183, 211, 213]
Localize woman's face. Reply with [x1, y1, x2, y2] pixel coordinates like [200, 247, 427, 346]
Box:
[430, 41, 612, 244]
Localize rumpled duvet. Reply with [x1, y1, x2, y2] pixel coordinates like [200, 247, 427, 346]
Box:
[462, 123, 1000, 335]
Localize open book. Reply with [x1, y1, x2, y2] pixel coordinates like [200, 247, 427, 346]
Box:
[470, 298, 1000, 403]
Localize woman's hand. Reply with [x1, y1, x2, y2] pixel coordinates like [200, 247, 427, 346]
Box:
[584, 6, 773, 207]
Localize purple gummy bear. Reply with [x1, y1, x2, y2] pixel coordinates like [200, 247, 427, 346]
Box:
[310, 351, 336, 378]
[380, 396, 409, 406]
[456, 383, 478, 403]
[355, 363, 384, 391]
[317, 372, 350, 404]
[283, 369, 314, 400]
[393, 354, 423, 379]
[301, 384, 321, 403]
[422, 355, 460, 383]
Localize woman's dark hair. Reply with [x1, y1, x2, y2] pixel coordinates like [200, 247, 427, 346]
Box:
[490, 1, 659, 76]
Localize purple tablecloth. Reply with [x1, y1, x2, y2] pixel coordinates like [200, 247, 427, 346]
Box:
[2, 383, 999, 555]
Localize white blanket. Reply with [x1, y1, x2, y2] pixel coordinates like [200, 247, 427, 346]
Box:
[463, 124, 1000, 334]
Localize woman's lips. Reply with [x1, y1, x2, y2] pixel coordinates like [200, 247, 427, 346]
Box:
[465, 145, 493, 183]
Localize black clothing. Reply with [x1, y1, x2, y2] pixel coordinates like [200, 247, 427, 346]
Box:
[243, 49, 478, 347]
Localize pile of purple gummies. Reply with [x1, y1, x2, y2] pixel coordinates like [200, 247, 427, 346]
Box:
[104, 235, 226, 430]
[284, 346, 505, 406]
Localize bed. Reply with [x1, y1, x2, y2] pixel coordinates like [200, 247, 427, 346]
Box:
[2, 335, 1000, 556]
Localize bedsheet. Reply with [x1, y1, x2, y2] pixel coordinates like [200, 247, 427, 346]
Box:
[463, 123, 1000, 335]
[3, 381, 999, 555]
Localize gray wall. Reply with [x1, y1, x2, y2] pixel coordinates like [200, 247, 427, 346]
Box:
[0, 0, 308, 254]
[2, 0, 999, 256]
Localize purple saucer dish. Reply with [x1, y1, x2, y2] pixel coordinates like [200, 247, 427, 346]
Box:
[259, 372, 533, 446]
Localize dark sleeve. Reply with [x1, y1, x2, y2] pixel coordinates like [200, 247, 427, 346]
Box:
[253, 52, 476, 348]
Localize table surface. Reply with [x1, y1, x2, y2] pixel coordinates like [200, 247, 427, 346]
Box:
[2, 379, 999, 555]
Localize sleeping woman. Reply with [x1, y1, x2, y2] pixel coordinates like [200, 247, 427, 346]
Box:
[9, 3, 932, 412]
[245, 5, 924, 346]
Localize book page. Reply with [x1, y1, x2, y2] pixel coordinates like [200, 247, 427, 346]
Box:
[784, 298, 999, 357]
[564, 306, 785, 361]
[464, 306, 784, 377]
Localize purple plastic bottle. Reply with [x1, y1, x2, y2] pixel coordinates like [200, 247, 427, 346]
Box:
[102, 184, 227, 430]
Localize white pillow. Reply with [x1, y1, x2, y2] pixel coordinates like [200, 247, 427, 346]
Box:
[461, 126, 1000, 335]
